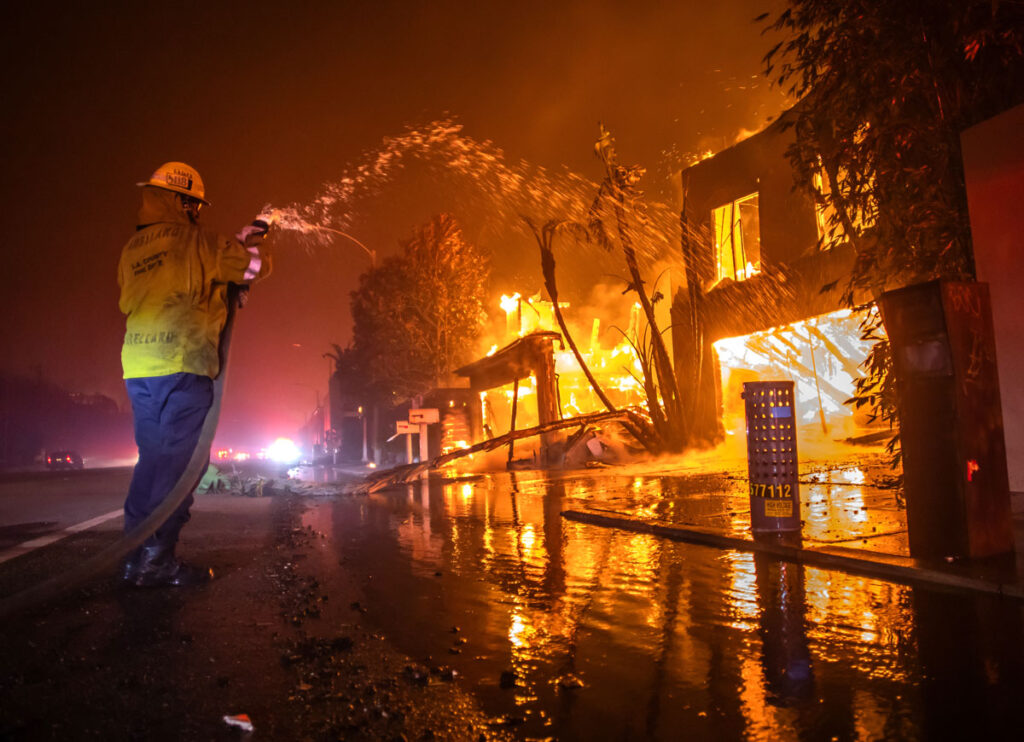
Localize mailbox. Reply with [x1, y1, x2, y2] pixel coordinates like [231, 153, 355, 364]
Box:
[409, 408, 440, 424]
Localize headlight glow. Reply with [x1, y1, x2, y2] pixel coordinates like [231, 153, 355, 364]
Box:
[267, 437, 301, 463]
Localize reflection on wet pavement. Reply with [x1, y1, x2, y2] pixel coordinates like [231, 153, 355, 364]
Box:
[309, 460, 1024, 739]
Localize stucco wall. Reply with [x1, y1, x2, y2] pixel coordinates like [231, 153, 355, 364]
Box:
[961, 103, 1024, 492]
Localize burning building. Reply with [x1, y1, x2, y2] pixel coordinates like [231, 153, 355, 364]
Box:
[343, 118, 890, 470]
[674, 112, 878, 444]
[432, 113, 884, 468]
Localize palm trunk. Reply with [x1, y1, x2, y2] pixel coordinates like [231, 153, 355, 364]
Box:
[611, 191, 687, 446]
[536, 235, 618, 415]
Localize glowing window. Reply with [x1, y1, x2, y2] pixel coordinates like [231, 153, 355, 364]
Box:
[712, 193, 761, 283]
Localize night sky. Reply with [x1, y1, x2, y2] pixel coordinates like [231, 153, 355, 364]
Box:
[2, 0, 787, 451]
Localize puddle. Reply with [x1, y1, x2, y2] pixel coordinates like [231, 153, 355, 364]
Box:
[309, 469, 1024, 739]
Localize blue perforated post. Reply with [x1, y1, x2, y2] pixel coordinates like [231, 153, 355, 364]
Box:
[743, 381, 801, 535]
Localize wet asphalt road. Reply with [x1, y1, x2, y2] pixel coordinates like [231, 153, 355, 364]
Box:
[0, 468, 129, 556]
[0, 470, 513, 741]
[3, 461, 1024, 740]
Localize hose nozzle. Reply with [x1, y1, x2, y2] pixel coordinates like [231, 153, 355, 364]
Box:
[255, 207, 283, 227]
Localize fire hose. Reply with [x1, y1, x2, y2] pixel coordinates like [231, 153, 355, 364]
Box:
[0, 285, 245, 620]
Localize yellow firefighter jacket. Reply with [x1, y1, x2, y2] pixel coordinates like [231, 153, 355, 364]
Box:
[118, 187, 272, 379]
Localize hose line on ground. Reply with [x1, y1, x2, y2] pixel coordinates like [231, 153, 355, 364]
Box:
[0, 288, 242, 620]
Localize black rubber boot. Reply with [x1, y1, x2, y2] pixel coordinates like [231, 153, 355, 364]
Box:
[130, 544, 213, 588]
[120, 546, 145, 583]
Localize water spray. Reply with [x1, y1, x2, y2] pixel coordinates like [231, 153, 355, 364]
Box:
[257, 206, 376, 265]
[247, 118, 698, 273]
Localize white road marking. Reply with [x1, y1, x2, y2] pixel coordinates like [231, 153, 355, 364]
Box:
[0, 509, 123, 565]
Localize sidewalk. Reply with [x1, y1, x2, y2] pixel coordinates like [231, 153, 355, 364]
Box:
[299, 448, 1024, 599]
[558, 450, 1024, 600]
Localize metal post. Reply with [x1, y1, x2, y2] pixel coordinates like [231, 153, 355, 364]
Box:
[419, 423, 429, 463]
[373, 406, 381, 465]
[361, 413, 368, 463]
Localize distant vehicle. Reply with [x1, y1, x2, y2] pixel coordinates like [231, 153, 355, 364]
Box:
[46, 451, 84, 470]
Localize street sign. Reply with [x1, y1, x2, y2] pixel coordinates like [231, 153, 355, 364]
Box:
[395, 420, 416, 435]
[409, 408, 440, 424]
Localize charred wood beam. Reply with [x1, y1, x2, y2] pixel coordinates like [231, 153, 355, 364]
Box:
[767, 331, 849, 405]
[746, 335, 850, 408]
[764, 335, 849, 407]
[350, 409, 648, 494]
[801, 324, 863, 379]
[508, 377, 520, 465]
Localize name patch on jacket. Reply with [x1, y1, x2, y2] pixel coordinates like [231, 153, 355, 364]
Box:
[131, 250, 169, 277]
[125, 331, 178, 345]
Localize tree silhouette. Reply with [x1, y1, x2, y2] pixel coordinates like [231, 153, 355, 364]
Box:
[346, 214, 490, 403]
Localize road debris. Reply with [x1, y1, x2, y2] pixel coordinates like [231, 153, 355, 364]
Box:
[197, 464, 347, 498]
[223, 713, 254, 732]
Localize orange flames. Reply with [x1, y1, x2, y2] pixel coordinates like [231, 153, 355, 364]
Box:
[475, 293, 650, 442]
[474, 293, 879, 446]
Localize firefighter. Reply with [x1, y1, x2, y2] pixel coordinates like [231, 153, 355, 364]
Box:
[118, 161, 272, 587]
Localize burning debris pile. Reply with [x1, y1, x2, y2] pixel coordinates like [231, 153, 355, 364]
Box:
[352, 409, 643, 494]
[478, 292, 649, 437]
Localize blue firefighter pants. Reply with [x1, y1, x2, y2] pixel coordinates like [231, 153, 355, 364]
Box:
[124, 373, 213, 548]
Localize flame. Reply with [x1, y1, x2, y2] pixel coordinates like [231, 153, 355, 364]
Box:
[500, 293, 521, 314]
[474, 290, 650, 439]
[715, 308, 878, 438]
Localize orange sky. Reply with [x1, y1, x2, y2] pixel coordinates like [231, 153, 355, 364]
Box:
[1, 0, 788, 449]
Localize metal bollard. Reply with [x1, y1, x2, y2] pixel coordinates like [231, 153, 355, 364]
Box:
[743, 381, 801, 535]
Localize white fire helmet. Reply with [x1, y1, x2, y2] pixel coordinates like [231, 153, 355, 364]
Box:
[137, 161, 210, 205]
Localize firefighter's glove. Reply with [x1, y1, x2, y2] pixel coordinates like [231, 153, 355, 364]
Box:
[236, 220, 271, 248]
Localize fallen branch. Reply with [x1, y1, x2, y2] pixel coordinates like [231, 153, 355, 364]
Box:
[349, 408, 646, 494]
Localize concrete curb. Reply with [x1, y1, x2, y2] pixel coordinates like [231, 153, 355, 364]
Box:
[562, 508, 1024, 601]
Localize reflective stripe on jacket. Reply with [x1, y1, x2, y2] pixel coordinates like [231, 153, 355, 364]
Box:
[118, 187, 272, 379]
